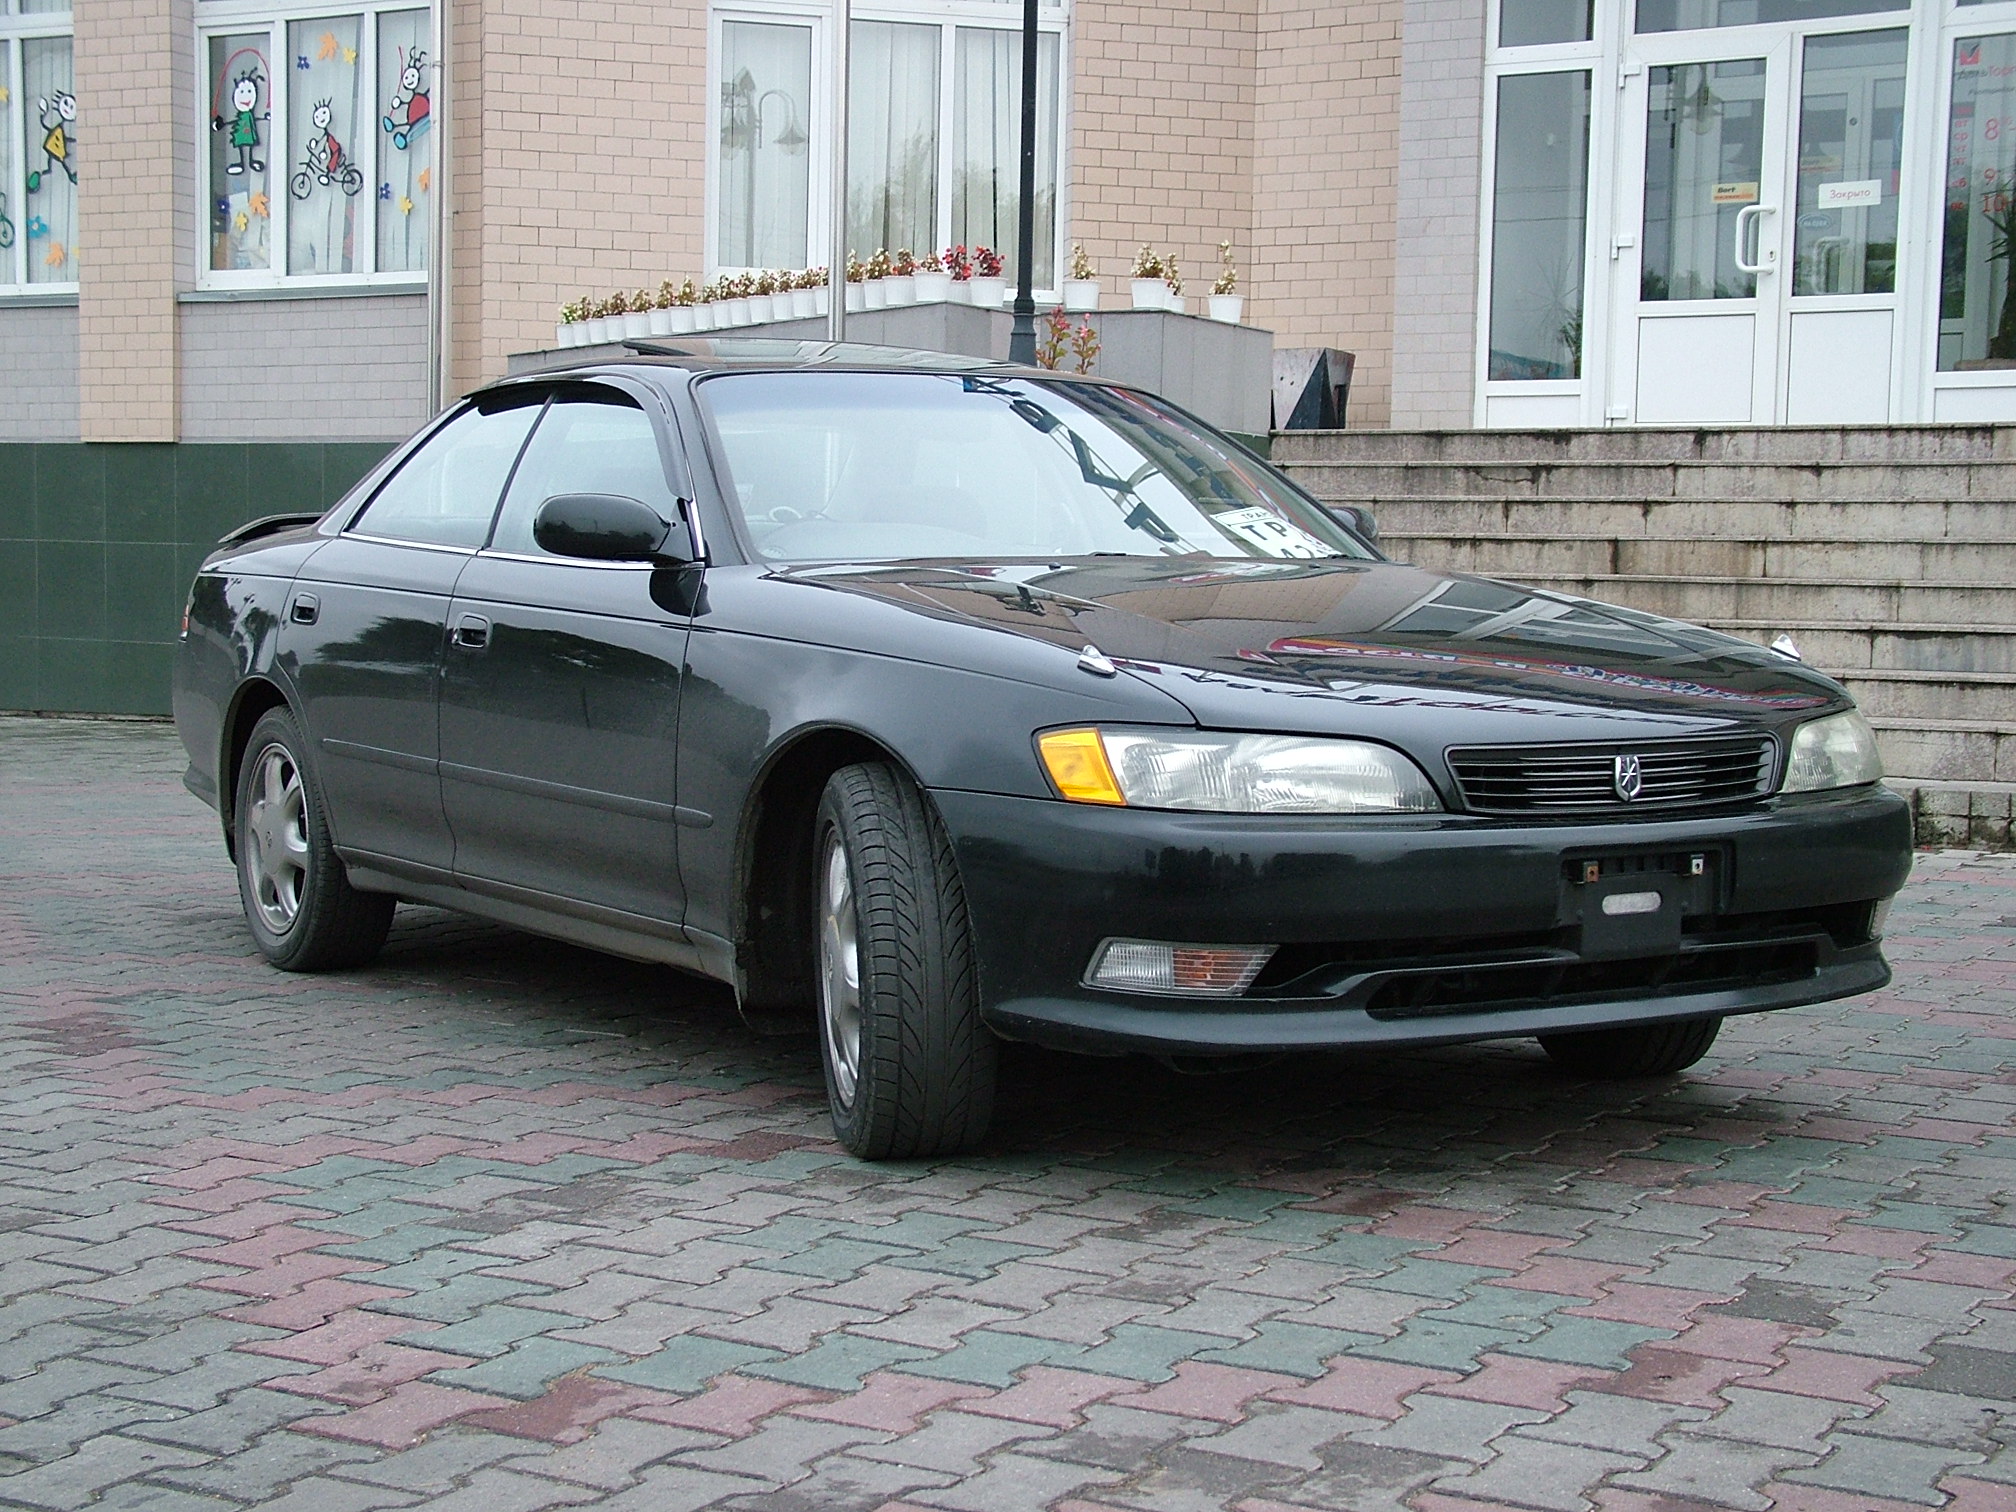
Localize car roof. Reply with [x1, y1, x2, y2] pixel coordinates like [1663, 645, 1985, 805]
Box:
[495, 339, 1061, 394]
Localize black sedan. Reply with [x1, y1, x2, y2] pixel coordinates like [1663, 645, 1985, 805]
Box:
[173, 341, 1913, 1158]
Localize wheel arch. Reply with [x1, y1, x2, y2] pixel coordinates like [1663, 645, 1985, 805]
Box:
[218, 678, 293, 860]
[731, 724, 927, 1023]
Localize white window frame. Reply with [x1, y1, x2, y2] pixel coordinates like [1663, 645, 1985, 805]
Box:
[193, 0, 429, 292]
[706, 0, 1070, 296]
[1, 3, 77, 296]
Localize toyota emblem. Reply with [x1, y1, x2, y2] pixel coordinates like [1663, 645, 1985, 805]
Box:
[1613, 753, 1643, 802]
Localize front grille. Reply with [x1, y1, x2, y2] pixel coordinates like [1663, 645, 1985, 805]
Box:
[1447, 737, 1775, 816]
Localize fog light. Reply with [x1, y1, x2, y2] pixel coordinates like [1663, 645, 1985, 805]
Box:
[1085, 939, 1276, 997]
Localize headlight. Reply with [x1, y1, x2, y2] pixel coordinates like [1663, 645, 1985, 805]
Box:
[1037, 727, 1442, 814]
[1781, 710, 1883, 793]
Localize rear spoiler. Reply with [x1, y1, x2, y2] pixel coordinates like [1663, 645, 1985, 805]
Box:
[216, 512, 325, 548]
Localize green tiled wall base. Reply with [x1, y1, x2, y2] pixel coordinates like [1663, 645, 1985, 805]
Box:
[0, 441, 395, 716]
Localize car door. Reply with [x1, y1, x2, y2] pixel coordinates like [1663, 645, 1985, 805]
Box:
[282, 394, 542, 874]
[438, 383, 696, 928]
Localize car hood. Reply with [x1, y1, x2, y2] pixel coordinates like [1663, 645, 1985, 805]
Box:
[772, 556, 1847, 744]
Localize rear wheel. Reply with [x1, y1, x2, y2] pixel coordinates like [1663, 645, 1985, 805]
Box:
[1538, 1016, 1722, 1078]
[815, 762, 996, 1159]
[235, 707, 394, 971]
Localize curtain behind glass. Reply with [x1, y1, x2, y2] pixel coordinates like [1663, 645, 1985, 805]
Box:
[951, 27, 1057, 287]
[377, 8, 431, 273]
[848, 20, 936, 261]
[208, 32, 274, 271]
[22, 36, 77, 283]
[719, 21, 811, 269]
[288, 15, 366, 274]
[1488, 71, 1591, 380]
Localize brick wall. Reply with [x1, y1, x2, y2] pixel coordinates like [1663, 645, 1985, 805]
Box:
[180, 296, 430, 441]
[74, 0, 190, 441]
[1390, 0, 1485, 428]
[0, 307, 82, 441]
[1251, 0, 1402, 428]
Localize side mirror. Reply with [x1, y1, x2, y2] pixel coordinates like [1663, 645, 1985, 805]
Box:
[1328, 504, 1379, 544]
[533, 493, 693, 564]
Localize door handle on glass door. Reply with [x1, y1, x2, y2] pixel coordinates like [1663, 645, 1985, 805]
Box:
[453, 615, 490, 650]
[1734, 204, 1776, 275]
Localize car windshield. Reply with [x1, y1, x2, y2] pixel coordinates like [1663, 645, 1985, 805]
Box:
[697, 371, 1374, 564]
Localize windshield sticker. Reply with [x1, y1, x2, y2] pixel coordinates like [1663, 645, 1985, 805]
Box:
[1266, 638, 1830, 709]
[1212, 506, 1334, 559]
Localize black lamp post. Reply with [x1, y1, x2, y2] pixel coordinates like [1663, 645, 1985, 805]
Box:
[1006, 0, 1039, 365]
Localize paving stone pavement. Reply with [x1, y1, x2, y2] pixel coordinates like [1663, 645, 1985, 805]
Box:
[1, 713, 2012, 1512]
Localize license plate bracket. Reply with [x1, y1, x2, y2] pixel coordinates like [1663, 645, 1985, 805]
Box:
[1562, 849, 1721, 961]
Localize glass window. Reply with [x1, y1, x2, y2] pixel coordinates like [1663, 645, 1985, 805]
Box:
[1940, 33, 2016, 370]
[21, 35, 76, 285]
[286, 15, 365, 274]
[490, 396, 681, 557]
[1488, 71, 1591, 379]
[208, 33, 276, 272]
[377, 8, 432, 273]
[951, 27, 1058, 288]
[1636, 0, 1902, 34]
[1792, 29, 1904, 298]
[718, 20, 813, 269]
[1500, 0, 1592, 48]
[1641, 59, 1766, 301]
[350, 401, 539, 548]
[700, 372, 1373, 564]
[848, 21, 938, 264]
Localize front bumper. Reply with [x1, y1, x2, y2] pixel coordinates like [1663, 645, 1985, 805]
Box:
[933, 784, 1912, 1057]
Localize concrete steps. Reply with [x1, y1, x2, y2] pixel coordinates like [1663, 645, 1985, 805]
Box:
[1274, 425, 2016, 848]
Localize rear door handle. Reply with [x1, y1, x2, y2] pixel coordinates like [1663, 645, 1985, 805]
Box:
[453, 614, 490, 650]
[289, 593, 319, 625]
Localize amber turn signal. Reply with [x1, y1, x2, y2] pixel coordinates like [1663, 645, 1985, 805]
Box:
[1037, 727, 1126, 806]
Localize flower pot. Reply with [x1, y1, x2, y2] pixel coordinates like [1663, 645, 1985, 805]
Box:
[863, 278, 888, 309]
[1207, 294, 1244, 324]
[913, 270, 952, 302]
[722, 297, 751, 326]
[791, 288, 818, 318]
[813, 284, 831, 315]
[968, 275, 1007, 308]
[947, 279, 971, 304]
[580, 316, 605, 344]
[1166, 295, 1187, 316]
[647, 307, 675, 336]
[747, 293, 775, 324]
[884, 274, 916, 306]
[1130, 278, 1168, 311]
[1062, 279, 1100, 312]
[845, 283, 866, 312]
[555, 323, 575, 348]
[690, 303, 715, 331]
[668, 306, 696, 334]
[622, 311, 653, 339]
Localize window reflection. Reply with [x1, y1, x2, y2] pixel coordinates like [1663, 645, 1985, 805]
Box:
[1488, 71, 1591, 380]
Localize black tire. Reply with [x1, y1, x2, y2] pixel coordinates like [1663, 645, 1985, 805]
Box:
[1538, 1016, 1722, 1078]
[813, 762, 997, 1159]
[234, 707, 394, 971]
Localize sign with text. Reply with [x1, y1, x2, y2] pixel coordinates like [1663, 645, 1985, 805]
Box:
[1818, 179, 1882, 209]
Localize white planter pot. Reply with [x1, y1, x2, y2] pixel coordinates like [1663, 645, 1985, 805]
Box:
[1130, 278, 1169, 310]
[846, 283, 866, 312]
[689, 304, 714, 331]
[580, 316, 605, 344]
[1062, 280, 1101, 312]
[745, 294, 773, 324]
[948, 279, 972, 304]
[813, 284, 831, 315]
[1167, 295, 1187, 316]
[619, 311, 650, 339]
[883, 274, 915, 306]
[912, 270, 952, 302]
[668, 306, 696, 334]
[791, 288, 818, 318]
[967, 276, 1008, 308]
[1207, 294, 1244, 324]
[863, 278, 888, 309]
[555, 323, 575, 348]
[647, 307, 675, 336]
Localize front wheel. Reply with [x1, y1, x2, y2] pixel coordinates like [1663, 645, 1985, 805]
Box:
[1538, 1016, 1722, 1078]
[815, 763, 997, 1159]
[235, 707, 394, 971]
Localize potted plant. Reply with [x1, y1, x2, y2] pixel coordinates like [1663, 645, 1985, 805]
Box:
[969, 246, 1007, 308]
[556, 297, 586, 347]
[1130, 245, 1168, 310]
[783, 268, 812, 319]
[1208, 240, 1243, 324]
[886, 249, 918, 306]
[944, 245, 972, 302]
[666, 278, 698, 334]
[806, 267, 831, 317]
[1063, 243, 1100, 312]
[864, 248, 893, 309]
[747, 269, 777, 325]
[687, 280, 713, 331]
[721, 273, 753, 327]
[1163, 258, 1185, 316]
[844, 253, 868, 312]
[622, 289, 654, 339]
[913, 249, 951, 303]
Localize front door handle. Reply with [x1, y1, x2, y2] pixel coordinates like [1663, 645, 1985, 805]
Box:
[289, 593, 319, 625]
[1733, 203, 1776, 275]
[453, 614, 490, 650]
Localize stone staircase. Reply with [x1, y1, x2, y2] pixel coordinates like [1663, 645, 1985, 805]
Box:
[1271, 425, 2016, 850]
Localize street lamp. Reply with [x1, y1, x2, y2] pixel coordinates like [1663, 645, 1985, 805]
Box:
[719, 68, 808, 268]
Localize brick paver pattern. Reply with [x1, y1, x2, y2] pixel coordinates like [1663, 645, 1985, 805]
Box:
[1, 716, 2012, 1511]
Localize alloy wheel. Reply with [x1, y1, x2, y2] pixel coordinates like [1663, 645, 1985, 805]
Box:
[818, 831, 863, 1108]
[244, 743, 310, 934]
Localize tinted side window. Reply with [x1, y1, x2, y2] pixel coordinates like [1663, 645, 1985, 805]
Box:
[489, 394, 680, 557]
[350, 401, 541, 548]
